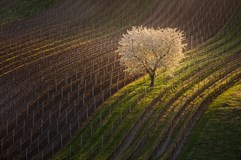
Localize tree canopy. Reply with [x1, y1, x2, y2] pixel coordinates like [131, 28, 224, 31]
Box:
[117, 26, 186, 87]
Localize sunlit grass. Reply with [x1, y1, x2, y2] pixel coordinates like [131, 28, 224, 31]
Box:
[177, 84, 241, 160]
[51, 4, 241, 159]
[71, 74, 169, 159]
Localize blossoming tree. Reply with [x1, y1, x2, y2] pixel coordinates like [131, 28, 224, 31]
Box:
[117, 26, 186, 87]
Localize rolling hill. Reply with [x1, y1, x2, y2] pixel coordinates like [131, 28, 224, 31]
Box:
[0, 0, 240, 159]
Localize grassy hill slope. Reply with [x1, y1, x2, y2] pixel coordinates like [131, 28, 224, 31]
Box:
[1, 1, 240, 159]
[177, 84, 241, 160]
[52, 6, 241, 159]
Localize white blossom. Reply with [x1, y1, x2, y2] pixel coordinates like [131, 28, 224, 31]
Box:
[117, 26, 186, 86]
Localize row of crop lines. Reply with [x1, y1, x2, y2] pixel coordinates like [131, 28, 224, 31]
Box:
[0, 0, 234, 52]
[182, 0, 240, 49]
[0, 0, 164, 53]
[117, 43, 241, 160]
[0, 0, 156, 152]
[59, 41, 201, 159]
[0, 33, 143, 159]
[118, 2, 237, 48]
[0, 0, 226, 51]
[148, 56, 241, 159]
[111, 44, 241, 159]
[0, 0, 239, 159]
[120, 19, 241, 159]
[179, 10, 241, 82]
[52, 74, 164, 160]
[0, 0, 132, 52]
[0, 36, 122, 127]
[50, 12, 241, 159]
[1, 0, 163, 149]
[0, 5, 169, 154]
[147, 0, 207, 49]
[0, 0, 236, 146]
[124, 61, 239, 159]
[63, 44, 230, 160]
[185, 0, 234, 39]
[0, 0, 222, 135]
[0, 0, 152, 35]
[0, 0, 233, 82]
[108, 39, 241, 160]
[0, 52, 129, 159]
[0, 36, 116, 109]
[51, 74, 153, 160]
[0, 0, 194, 120]
[0, 35, 113, 120]
[149, 0, 197, 28]
[30, 49, 241, 159]
[8, 0, 240, 46]
[0, 16, 228, 160]
[0, 0, 156, 75]
[0, 4, 235, 160]
[141, 19, 240, 159]
[160, 69, 241, 160]
[0, 28, 124, 83]
[28, 74, 140, 159]
[0, 69, 132, 159]
[140, 0, 206, 51]
[126, 68, 241, 159]
[2, 19, 164, 160]
[0, 24, 118, 66]
[0, 0, 151, 44]
[170, 70, 241, 159]
[0, 0, 126, 50]
[0, 15, 142, 109]
[146, 0, 202, 28]
[188, 0, 239, 47]
[184, 8, 241, 63]
[52, 2, 235, 38]
[0, 9, 152, 122]
[0, 0, 142, 34]
[183, 18, 241, 73]
[106, 39, 231, 159]
[22, 2, 239, 160]
[27, 72, 140, 160]
[0, 36, 119, 120]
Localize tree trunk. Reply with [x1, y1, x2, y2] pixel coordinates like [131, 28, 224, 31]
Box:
[149, 73, 155, 87]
